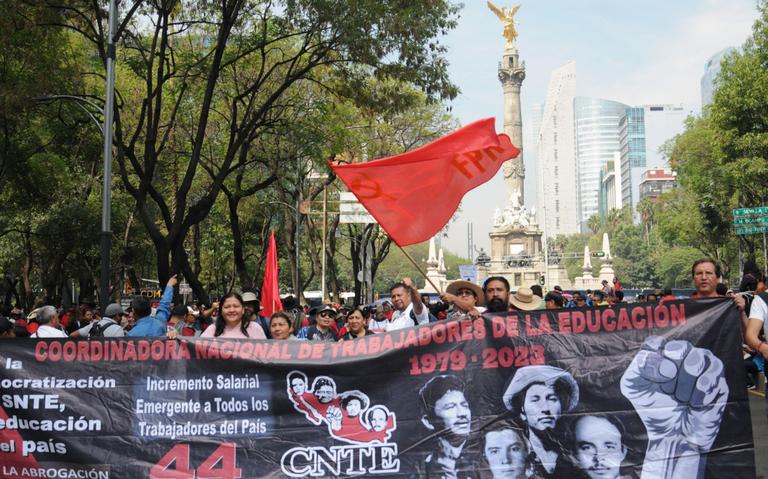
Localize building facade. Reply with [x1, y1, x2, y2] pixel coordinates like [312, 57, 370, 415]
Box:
[619, 104, 686, 216]
[639, 168, 677, 201]
[536, 61, 578, 237]
[701, 47, 736, 108]
[574, 97, 628, 233]
[599, 153, 622, 220]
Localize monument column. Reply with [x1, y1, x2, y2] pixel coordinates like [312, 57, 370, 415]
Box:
[499, 47, 526, 204]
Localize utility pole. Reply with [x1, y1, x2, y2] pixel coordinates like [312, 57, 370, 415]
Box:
[99, 0, 117, 313]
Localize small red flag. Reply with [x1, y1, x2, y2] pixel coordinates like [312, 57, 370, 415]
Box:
[330, 118, 520, 246]
[260, 231, 283, 317]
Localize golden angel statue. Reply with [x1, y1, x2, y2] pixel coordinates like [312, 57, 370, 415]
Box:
[487, 1, 521, 47]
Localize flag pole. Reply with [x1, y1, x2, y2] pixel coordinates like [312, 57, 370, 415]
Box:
[396, 244, 442, 294]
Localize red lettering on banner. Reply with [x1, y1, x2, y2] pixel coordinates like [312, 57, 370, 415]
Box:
[310, 343, 325, 359]
[473, 317, 487, 339]
[557, 312, 572, 334]
[586, 311, 600, 333]
[419, 327, 431, 347]
[572, 311, 585, 334]
[670, 303, 685, 325]
[297, 343, 313, 359]
[631, 307, 645, 330]
[432, 323, 447, 344]
[654, 305, 669, 328]
[602, 309, 616, 332]
[616, 308, 631, 331]
[444, 322, 459, 342]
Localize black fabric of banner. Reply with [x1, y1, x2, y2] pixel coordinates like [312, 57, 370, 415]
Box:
[0, 299, 755, 478]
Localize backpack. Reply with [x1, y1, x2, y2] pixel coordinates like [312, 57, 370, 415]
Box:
[89, 319, 119, 338]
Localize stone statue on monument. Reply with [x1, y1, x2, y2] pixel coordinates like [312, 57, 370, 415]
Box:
[486, 1, 522, 48]
[493, 208, 503, 226]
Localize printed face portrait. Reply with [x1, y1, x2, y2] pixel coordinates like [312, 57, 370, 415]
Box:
[315, 384, 335, 404]
[520, 383, 562, 432]
[345, 398, 363, 417]
[432, 389, 471, 437]
[574, 416, 626, 479]
[290, 377, 306, 395]
[370, 408, 388, 431]
[484, 429, 527, 479]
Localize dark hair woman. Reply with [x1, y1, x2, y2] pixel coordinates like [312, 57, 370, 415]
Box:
[201, 292, 266, 339]
[340, 307, 374, 341]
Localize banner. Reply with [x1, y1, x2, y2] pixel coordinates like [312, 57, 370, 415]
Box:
[0, 299, 754, 479]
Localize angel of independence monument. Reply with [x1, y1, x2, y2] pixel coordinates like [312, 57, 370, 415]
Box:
[483, 2, 572, 289]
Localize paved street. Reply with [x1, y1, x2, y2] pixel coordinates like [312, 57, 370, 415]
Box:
[752, 390, 767, 478]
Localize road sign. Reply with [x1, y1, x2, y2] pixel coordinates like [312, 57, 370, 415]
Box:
[339, 192, 376, 224]
[734, 216, 768, 226]
[458, 265, 478, 283]
[733, 206, 768, 217]
[736, 225, 768, 235]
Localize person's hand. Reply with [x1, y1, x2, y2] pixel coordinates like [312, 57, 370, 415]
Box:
[733, 294, 746, 313]
[212, 302, 219, 310]
[467, 307, 481, 319]
[326, 405, 342, 431]
[621, 336, 728, 453]
[402, 277, 414, 290]
[440, 292, 457, 304]
[166, 328, 178, 340]
[167, 274, 179, 288]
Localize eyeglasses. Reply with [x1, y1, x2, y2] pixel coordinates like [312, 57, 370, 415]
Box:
[319, 311, 335, 318]
[456, 289, 476, 297]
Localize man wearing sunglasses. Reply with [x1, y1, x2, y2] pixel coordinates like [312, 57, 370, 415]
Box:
[296, 305, 339, 341]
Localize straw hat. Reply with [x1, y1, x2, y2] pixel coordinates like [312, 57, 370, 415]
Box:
[509, 287, 542, 311]
[446, 280, 485, 306]
[502, 365, 579, 414]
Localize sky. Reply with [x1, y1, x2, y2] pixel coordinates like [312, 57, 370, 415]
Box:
[439, 0, 758, 257]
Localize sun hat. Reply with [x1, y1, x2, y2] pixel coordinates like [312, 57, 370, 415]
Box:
[509, 287, 543, 311]
[446, 280, 485, 306]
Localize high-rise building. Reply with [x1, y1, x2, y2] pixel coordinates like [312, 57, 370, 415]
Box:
[619, 105, 686, 215]
[574, 97, 628, 232]
[524, 103, 544, 208]
[701, 47, 736, 108]
[599, 152, 622, 220]
[536, 62, 577, 237]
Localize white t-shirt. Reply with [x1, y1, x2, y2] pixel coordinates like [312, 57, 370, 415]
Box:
[749, 294, 768, 338]
[32, 325, 68, 338]
[381, 303, 430, 332]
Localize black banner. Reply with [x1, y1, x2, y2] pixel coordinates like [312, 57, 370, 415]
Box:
[0, 299, 755, 478]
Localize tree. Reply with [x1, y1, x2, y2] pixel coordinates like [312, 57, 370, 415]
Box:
[48, 0, 460, 304]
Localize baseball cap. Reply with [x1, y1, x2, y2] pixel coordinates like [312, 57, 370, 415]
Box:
[104, 303, 126, 317]
[242, 292, 259, 303]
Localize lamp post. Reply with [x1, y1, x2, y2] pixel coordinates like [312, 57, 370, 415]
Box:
[99, 0, 118, 313]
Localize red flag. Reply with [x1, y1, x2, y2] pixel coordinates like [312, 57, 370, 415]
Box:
[330, 118, 520, 246]
[260, 231, 283, 317]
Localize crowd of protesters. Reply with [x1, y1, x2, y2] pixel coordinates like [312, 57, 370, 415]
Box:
[1, 261, 766, 379]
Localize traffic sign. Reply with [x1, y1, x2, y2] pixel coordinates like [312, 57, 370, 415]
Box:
[734, 216, 768, 226]
[735, 225, 768, 235]
[733, 206, 768, 217]
[590, 251, 605, 258]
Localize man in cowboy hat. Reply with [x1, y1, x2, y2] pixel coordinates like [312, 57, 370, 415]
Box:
[441, 280, 486, 320]
[503, 365, 580, 478]
[509, 287, 543, 311]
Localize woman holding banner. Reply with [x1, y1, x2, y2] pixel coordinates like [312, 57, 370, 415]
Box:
[201, 292, 266, 339]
